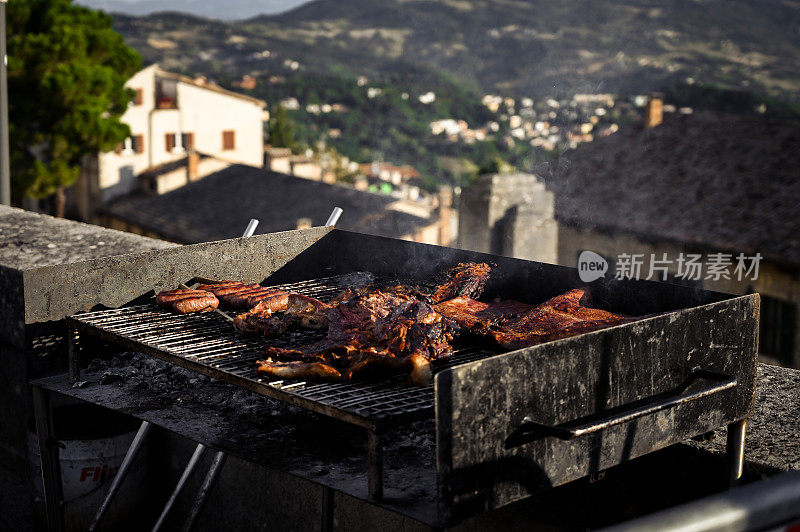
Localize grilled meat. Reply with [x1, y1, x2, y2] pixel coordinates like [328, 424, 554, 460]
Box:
[434, 296, 533, 333]
[249, 263, 636, 386]
[197, 281, 288, 309]
[155, 289, 219, 313]
[431, 262, 492, 303]
[489, 288, 633, 350]
[233, 293, 324, 335]
[256, 288, 455, 385]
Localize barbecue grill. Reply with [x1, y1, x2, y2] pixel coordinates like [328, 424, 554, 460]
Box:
[31, 227, 759, 527]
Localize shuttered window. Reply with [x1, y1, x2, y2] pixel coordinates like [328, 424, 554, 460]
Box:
[134, 88, 144, 106]
[133, 134, 145, 154]
[182, 132, 195, 150]
[222, 130, 235, 150]
[165, 133, 176, 152]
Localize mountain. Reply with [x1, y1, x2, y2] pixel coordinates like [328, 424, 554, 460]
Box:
[77, 0, 309, 20]
[110, 0, 800, 103]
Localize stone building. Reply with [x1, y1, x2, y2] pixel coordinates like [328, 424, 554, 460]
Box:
[70, 64, 267, 222]
[458, 111, 800, 368]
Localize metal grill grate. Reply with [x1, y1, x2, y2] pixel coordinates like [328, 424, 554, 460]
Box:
[68, 275, 504, 429]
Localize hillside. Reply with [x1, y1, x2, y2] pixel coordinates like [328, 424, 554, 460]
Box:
[111, 0, 800, 103]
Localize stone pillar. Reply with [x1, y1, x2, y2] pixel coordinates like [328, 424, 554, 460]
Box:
[457, 172, 557, 262]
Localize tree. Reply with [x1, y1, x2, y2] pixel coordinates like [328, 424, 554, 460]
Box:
[268, 104, 297, 152]
[7, 0, 141, 216]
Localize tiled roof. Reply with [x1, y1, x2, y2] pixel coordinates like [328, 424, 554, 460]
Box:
[100, 165, 435, 244]
[155, 66, 266, 107]
[545, 112, 800, 267]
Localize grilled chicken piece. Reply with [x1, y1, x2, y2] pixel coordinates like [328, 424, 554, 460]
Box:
[155, 289, 219, 313]
[434, 296, 533, 333]
[232, 295, 292, 334]
[256, 359, 343, 380]
[234, 294, 328, 335]
[256, 351, 432, 385]
[430, 262, 492, 303]
[489, 288, 633, 350]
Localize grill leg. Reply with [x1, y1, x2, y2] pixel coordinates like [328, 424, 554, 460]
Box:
[152, 443, 207, 532]
[321, 486, 334, 532]
[33, 386, 65, 532]
[367, 430, 383, 501]
[726, 419, 746, 487]
[183, 450, 227, 532]
[68, 325, 81, 383]
[89, 421, 152, 531]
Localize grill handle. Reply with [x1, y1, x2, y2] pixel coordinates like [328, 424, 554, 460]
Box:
[506, 369, 737, 447]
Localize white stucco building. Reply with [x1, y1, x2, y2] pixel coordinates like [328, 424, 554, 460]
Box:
[72, 64, 266, 221]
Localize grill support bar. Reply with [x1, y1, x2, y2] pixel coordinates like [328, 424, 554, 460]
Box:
[368, 430, 384, 501]
[68, 326, 80, 383]
[183, 450, 228, 532]
[152, 444, 208, 531]
[89, 421, 153, 531]
[727, 419, 746, 486]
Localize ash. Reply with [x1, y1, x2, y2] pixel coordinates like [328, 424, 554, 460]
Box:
[83, 351, 437, 494]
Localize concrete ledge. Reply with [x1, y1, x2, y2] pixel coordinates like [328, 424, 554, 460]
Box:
[0, 205, 176, 270]
[688, 363, 800, 475]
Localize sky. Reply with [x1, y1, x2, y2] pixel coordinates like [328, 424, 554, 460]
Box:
[77, 0, 312, 20]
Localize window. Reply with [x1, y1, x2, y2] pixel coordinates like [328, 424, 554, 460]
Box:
[134, 88, 143, 106]
[132, 134, 145, 154]
[760, 295, 796, 366]
[165, 133, 176, 152]
[182, 132, 195, 151]
[115, 143, 123, 155]
[222, 130, 235, 150]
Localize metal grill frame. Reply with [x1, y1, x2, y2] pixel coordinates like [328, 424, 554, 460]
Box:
[60, 229, 759, 510]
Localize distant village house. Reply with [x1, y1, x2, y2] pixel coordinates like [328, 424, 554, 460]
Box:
[70, 64, 267, 222]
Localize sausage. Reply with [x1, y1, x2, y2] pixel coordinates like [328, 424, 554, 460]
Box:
[245, 290, 288, 309]
[156, 289, 212, 306]
[225, 288, 275, 308]
[173, 294, 219, 313]
[198, 283, 261, 297]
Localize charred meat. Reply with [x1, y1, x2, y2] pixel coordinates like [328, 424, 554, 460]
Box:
[234, 293, 327, 335]
[256, 288, 455, 385]
[433, 296, 533, 333]
[430, 262, 492, 303]
[243, 263, 636, 386]
[489, 288, 633, 350]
